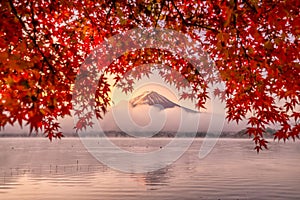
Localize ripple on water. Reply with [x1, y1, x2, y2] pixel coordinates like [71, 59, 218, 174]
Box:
[0, 138, 299, 200]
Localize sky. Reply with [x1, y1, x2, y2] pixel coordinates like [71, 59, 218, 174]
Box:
[0, 68, 248, 135]
[101, 70, 246, 133]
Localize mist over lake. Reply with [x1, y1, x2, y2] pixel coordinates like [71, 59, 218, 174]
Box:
[0, 138, 299, 200]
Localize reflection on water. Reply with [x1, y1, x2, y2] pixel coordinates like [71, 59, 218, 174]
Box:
[0, 138, 300, 200]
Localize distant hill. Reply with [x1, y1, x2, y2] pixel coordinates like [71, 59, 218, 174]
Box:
[0, 129, 277, 139]
[233, 127, 277, 138]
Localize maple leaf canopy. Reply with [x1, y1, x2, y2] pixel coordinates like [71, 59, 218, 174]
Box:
[0, 0, 299, 151]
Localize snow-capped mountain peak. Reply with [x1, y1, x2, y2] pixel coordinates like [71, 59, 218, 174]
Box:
[129, 91, 198, 113]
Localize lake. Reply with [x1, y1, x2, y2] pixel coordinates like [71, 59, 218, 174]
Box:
[0, 138, 299, 199]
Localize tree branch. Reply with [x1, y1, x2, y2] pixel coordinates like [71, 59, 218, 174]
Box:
[243, 0, 258, 13]
[170, 0, 219, 33]
[8, 0, 56, 75]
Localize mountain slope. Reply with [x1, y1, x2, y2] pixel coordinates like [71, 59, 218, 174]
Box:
[129, 91, 198, 113]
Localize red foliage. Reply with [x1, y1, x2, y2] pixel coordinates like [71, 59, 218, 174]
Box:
[0, 0, 299, 151]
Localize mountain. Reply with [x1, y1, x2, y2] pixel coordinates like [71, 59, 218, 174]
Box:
[129, 91, 198, 113]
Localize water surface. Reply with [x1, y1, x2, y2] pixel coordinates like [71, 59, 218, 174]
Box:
[0, 138, 299, 199]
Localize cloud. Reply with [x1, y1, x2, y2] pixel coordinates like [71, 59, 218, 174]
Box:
[97, 100, 239, 134]
[0, 102, 247, 135]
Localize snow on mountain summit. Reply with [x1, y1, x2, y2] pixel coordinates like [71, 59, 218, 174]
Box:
[130, 91, 177, 109]
[129, 91, 198, 113]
